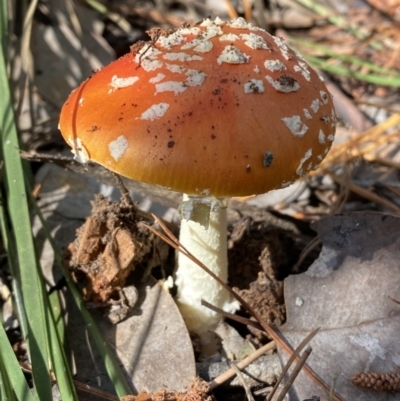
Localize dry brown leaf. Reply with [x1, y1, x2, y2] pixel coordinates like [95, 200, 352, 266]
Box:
[280, 212, 400, 401]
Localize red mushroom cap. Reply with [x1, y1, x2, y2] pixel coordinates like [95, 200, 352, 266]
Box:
[59, 17, 336, 197]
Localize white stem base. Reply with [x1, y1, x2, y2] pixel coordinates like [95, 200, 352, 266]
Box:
[175, 195, 239, 349]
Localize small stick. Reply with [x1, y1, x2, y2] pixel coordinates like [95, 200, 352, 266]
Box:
[292, 236, 321, 272]
[223, 0, 238, 19]
[112, 172, 134, 207]
[389, 296, 400, 305]
[275, 347, 312, 401]
[201, 299, 263, 330]
[230, 362, 256, 401]
[209, 341, 276, 390]
[329, 172, 400, 214]
[266, 330, 319, 401]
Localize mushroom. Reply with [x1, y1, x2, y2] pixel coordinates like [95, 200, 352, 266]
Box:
[59, 17, 337, 349]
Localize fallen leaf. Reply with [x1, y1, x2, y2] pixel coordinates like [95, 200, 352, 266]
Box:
[280, 212, 400, 401]
[97, 276, 196, 393]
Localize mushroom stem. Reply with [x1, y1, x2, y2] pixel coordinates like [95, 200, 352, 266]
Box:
[175, 194, 239, 350]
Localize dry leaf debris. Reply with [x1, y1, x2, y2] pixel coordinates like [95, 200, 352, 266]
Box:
[63, 194, 154, 322]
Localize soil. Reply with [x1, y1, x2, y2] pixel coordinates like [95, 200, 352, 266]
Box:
[228, 217, 286, 327]
[122, 378, 212, 401]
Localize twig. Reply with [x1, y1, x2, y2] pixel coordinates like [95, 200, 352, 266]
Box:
[389, 296, 400, 305]
[20, 362, 119, 400]
[230, 362, 256, 401]
[274, 347, 312, 401]
[242, 0, 252, 22]
[329, 172, 400, 214]
[201, 299, 263, 330]
[112, 172, 134, 207]
[209, 341, 276, 390]
[266, 330, 318, 401]
[292, 236, 321, 272]
[224, 0, 238, 19]
[315, 113, 400, 174]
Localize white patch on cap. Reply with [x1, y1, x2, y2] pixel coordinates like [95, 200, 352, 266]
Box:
[135, 46, 163, 71]
[213, 16, 225, 25]
[163, 52, 203, 62]
[200, 18, 213, 27]
[217, 45, 250, 65]
[202, 24, 223, 39]
[196, 188, 211, 196]
[78, 98, 84, 106]
[254, 65, 260, 73]
[186, 69, 206, 86]
[331, 109, 337, 127]
[310, 99, 321, 113]
[264, 59, 286, 72]
[149, 73, 166, 84]
[155, 81, 187, 95]
[318, 129, 325, 144]
[181, 39, 213, 53]
[320, 90, 329, 104]
[320, 115, 330, 124]
[109, 75, 139, 92]
[307, 162, 315, 172]
[282, 115, 309, 137]
[219, 33, 240, 42]
[327, 134, 335, 141]
[200, 17, 225, 28]
[140, 103, 170, 121]
[296, 149, 312, 176]
[70, 138, 89, 164]
[272, 36, 290, 60]
[139, 58, 163, 72]
[109, 135, 129, 161]
[240, 33, 269, 50]
[157, 31, 185, 49]
[166, 63, 185, 73]
[265, 76, 300, 93]
[180, 27, 201, 35]
[303, 109, 312, 120]
[294, 61, 311, 81]
[228, 17, 253, 29]
[244, 79, 264, 93]
[294, 51, 306, 62]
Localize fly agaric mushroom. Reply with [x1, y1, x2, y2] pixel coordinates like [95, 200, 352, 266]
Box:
[59, 17, 336, 348]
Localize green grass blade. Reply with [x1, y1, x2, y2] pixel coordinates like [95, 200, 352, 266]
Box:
[0, 324, 35, 401]
[0, 45, 52, 401]
[0, 365, 17, 401]
[84, 0, 132, 34]
[48, 291, 79, 401]
[0, 0, 10, 58]
[306, 54, 400, 86]
[289, 37, 400, 76]
[294, 0, 378, 46]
